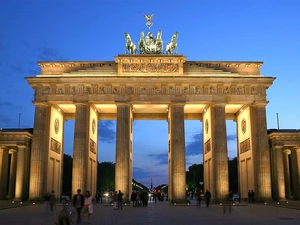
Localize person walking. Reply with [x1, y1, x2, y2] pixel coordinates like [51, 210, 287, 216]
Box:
[49, 190, 56, 213]
[113, 191, 118, 209]
[204, 189, 212, 207]
[57, 203, 70, 225]
[117, 190, 124, 209]
[197, 190, 202, 208]
[84, 191, 93, 224]
[73, 189, 84, 224]
[223, 193, 232, 214]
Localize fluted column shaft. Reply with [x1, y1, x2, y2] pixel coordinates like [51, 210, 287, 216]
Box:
[29, 104, 50, 200]
[8, 150, 17, 199]
[170, 103, 186, 202]
[115, 103, 131, 202]
[291, 147, 300, 200]
[72, 103, 90, 194]
[272, 146, 285, 200]
[283, 150, 291, 199]
[211, 104, 228, 200]
[251, 105, 272, 200]
[15, 146, 25, 200]
[0, 147, 9, 199]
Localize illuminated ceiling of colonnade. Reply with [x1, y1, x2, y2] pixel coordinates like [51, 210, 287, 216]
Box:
[57, 103, 244, 120]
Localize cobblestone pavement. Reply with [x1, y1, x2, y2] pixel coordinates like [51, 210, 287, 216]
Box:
[0, 199, 300, 225]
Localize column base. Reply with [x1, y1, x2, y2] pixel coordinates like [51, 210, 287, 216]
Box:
[171, 198, 189, 204]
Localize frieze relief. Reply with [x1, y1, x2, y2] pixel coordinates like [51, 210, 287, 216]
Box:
[50, 138, 61, 154]
[90, 139, 96, 154]
[205, 139, 211, 154]
[240, 138, 251, 154]
[122, 63, 179, 73]
[38, 84, 263, 96]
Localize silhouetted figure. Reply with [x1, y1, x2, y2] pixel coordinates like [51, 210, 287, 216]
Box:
[204, 190, 211, 207]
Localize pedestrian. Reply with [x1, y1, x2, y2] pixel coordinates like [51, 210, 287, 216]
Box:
[56, 203, 70, 225]
[73, 189, 84, 224]
[44, 191, 50, 213]
[117, 190, 124, 209]
[248, 190, 251, 203]
[251, 190, 255, 203]
[84, 190, 93, 224]
[49, 190, 56, 212]
[223, 193, 232, 214]
[197, 190, 202, 208]
[131, 191, 137, 207]
[204, 189, 211, 207]
[113, 191, 118, 209]
[95, 190, 100, 203]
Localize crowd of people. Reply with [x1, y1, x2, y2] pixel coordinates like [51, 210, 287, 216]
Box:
[44, 187, 256, 224]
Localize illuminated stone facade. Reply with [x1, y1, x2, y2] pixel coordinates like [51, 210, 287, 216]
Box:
[3, 54, 296, 202]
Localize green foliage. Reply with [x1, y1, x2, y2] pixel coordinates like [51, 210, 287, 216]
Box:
[62, 154, 73, 194]
[186, 158, 238, 193]
[228, 157, 238, 193]
[186, 164, 203, 192]
[97, 161, 115, 192]
[132, 179, 149, 191]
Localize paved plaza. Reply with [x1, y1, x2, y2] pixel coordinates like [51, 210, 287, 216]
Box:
[0, 199, 300, 225]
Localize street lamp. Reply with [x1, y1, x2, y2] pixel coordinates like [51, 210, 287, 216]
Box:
[199, 182, 203, 192]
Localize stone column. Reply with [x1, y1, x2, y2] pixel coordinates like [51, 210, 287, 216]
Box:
[15, 145, 25, 200]
[283, 149, 291, 199]
[272, 146, 285, 201]
[115, 103, 131, 202]
[8, 150, 17, 199]
[0, 147, 9, 200]
[72, 103, 90, 194]
[211, 104, 228, 200]
[250, 104, 272, 200]
[29, 103, 50, 200]
[291, 147, 300, 200]
[170, 103, 186, 203]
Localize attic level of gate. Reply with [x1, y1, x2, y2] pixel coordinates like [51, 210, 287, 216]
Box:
[37, 55, 263, 76]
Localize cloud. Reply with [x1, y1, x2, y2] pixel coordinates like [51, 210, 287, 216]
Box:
[147, 153, 168, 165]
[98, 120, 116, 143]
[186, 131, 203, 156]
[9, 63, 24, 74]
[37, 47, 65, 61]
[0, 115, 13, 127]
[227, 133, 237, 141]
[133, 166, 168, 185]
[0, 102, 23, 111]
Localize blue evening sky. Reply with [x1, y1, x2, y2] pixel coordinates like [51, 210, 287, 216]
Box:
[0, 0, 299, 187]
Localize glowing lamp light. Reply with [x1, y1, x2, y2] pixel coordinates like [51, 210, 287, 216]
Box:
[33, 202, 35, 205]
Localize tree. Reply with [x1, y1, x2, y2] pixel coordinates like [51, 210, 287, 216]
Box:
[62, 154, 73, 194]
[228, 157, 238, 193]
[97, 162, 115, 192]
[186, 164, 203, 192]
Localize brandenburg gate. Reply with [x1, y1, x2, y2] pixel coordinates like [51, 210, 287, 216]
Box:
[23, 15, 276, 202]
[25, 52, 275, 202]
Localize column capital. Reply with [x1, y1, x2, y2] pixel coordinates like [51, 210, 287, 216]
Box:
[291, 146, 300, 152]
[211, 102, 226, 107]
[170, 102, 185, 107]
[74, 102, 89, 107]
[115, 101, 130, 107]
[33, 102, 49, 107]
[283, 149, 291, 154]
[252, 101, 269, 107]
